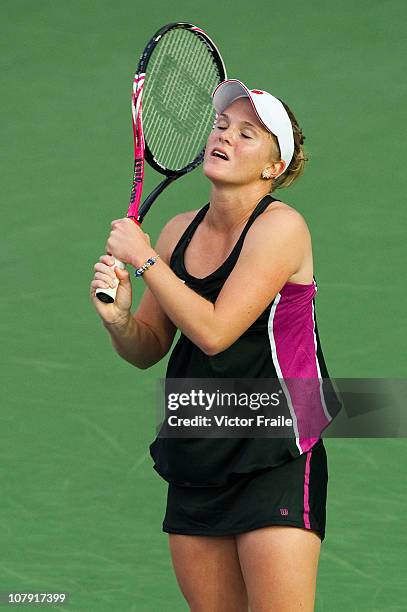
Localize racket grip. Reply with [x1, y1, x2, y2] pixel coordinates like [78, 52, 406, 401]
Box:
[95, 258, 126, 303]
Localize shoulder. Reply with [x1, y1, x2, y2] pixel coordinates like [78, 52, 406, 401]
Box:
[153, 209, 201, 263]
[246, 199, 311, 247]
[227, 200, 312, 288]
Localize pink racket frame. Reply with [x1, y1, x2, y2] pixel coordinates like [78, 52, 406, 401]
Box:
[128, 72, 146, 223]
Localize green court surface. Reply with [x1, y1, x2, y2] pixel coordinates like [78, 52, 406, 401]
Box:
[1, 0, 406, 610]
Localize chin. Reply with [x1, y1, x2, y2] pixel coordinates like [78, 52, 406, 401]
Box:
[203, 172, 247, 189]
[203, 162, 234, 185]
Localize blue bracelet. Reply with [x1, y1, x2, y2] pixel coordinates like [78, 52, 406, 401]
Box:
[134, 254, 160, 278]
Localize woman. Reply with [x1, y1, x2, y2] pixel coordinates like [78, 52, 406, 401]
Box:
[90, 80, 335, 611]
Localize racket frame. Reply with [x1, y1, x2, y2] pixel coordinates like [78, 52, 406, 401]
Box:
[128, 22, 227, 223]
[95, 23, 226, 303]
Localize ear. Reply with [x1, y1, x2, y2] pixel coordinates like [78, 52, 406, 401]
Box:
[262, 159, 286, 179]
[269, 160, 287, 178]
[273, 160, 287, 177]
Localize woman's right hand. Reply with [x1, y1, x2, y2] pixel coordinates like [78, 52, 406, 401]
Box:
[90, 254, 133, 326]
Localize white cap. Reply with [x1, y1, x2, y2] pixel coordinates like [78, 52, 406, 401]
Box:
[212, 79, 295, 178]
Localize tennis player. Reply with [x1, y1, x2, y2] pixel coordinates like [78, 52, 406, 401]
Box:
[90, 79, 334, 611]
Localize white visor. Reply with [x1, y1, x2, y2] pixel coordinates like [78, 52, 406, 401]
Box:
[212, 79, 295, 178]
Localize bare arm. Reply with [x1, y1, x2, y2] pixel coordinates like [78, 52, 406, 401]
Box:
[91, 212, 197, 368]
[101, 309, 173, 370]
[105, 206, 310, 356]
[142, 208, 309, 354]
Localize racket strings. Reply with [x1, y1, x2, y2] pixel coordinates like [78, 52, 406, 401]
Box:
[142, 28, 222, 171]
[146, 31, 214, 163]
[154, 41, 213, 167]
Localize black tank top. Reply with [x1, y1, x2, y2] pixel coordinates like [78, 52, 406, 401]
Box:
[169, 194, 278, 306]
[149, 194, 339, 487]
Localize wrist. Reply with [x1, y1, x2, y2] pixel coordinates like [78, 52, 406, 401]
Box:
[130, 247, 158, 270]
[102, 311, 132, 334]
[134, 254, 160, 278]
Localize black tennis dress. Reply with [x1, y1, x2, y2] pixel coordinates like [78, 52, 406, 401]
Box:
[149, 194, 339, 542]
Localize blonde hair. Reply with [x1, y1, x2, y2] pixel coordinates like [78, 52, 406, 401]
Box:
[270, 99, 308, 191]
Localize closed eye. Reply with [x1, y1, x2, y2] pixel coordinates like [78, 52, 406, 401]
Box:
[213, 124, 253, 138]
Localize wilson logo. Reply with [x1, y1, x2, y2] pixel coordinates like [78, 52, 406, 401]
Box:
[280, 508, 289, 516]
[133, 159, 143, 183]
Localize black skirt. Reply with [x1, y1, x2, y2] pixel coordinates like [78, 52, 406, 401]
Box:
[162, 438, 328, 542]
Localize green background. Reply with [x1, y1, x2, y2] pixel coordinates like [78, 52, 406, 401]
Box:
[1, 0, 406, 609]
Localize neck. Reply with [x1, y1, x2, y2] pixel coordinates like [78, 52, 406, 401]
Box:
[206, 182, 272, 231]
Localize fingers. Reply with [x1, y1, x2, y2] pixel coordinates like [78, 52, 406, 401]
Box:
[93, 271, 117, 288]
[109, 218, 149, 239]
[90, 254, 132, 314]
[89, 278, 110, 304]
[99, 254, 116, 266]
[90, 278, 111, 291]
[111, 217, 133, 226]
[92, 258, 118, 293]
[94, 260, 116, 279]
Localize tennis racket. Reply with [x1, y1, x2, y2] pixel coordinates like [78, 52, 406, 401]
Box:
[96, 22, 226, 303]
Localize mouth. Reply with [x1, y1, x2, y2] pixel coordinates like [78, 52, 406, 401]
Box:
[210, 148, 229, 161]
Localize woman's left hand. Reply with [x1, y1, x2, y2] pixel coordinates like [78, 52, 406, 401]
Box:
[105, 218, 154, 267]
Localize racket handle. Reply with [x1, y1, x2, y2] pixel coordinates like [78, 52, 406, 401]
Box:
[95, 258, 126, 304]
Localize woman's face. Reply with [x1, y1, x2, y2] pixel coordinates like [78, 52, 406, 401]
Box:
[203, 97, 281, 186]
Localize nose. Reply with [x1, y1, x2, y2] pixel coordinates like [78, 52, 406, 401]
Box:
[218, 125, 235, 144]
